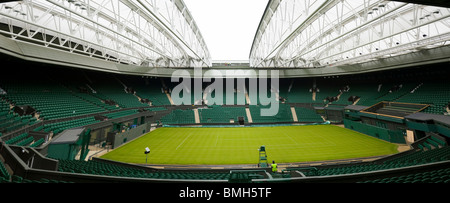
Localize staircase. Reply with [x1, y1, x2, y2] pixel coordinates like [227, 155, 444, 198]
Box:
[165, 92, 175, 105]
[352, 97, 361, 105]
[85, 84, 96, 94]
[245, 108, 253, 123]
[193, 109, 200, 124]
[245, 89, 251, 105]
[291, 107, 298, 122]
[160, 79, 174, 105]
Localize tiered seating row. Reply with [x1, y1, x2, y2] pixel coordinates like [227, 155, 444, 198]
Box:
[6, 175, 73, 183]
[418, 136, 447, 150]
[359, 167, 450, 183]
[303, 146, 450, 177]
[3, 132, 44, 148]
[0, 160, 10, 182]
[0, 112, 39, 133]
[199, 105, 247, 123]
[120, 77, 172, 106]
[72, 92, 120, 111]
[56, 159, 269, 182]
[90, 75, 150, 109]
[1, 100, 40, 133]
[57, 159, 231, 180]
[396, 82, 450, 115]
[103, 109, 139, 119]
[160, 109, 195, 124]
[295, 107, 323, 123]
[250, 103, 293, 123]
[34, 117, 100, 135]
[4, 93, 106, 121]
[283, 79, 450, 115]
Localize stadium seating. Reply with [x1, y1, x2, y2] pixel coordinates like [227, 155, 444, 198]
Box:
[359, 167, 450, 183]
[160, 109, 195, 124]
[284, 79, 314, 103]
[303, 146, 450, 177]
[3, 132, 44, 148]
[0, 160, 10, 183]
[198, 105, 247, 123]
[0, 99, 40, 133]
[8, 175, 73, 183]
[1, 60, 450, 184]
[30, 138, 45, 148]
[370, 83, 419, 104]
[55, 159, 270, 182]
[204, 89, 247, 106]
[90, 84, 149, 109]
[57, 159, 232, 180]
[396, 81, 450, 115]
[343, 119, 406, 144]
[72, 92, 120, 111]
[1, 81, 107, 120]
[295, 107, 324, 123]
[314, 83, 344, 105]
[249, 103, 293, 123]
[36, 117, 100, 135]
[42, 145, 450, 182]
[103, 109, 139, 119]
[118, 76, 172, 106]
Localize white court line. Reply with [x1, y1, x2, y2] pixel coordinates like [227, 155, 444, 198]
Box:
[215, 134, 220, 147]
[175, 133, 193, 150]
[176, 143, 338, 150]
[282, 132, 300, 145]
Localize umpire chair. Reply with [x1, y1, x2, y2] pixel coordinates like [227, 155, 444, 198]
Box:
[258, 145, 268, 167]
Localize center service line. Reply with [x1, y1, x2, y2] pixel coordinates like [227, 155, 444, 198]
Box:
[176, 132, 193, 150]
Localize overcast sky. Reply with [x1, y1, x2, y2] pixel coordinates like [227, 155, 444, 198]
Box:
[183, 0, 268, 61]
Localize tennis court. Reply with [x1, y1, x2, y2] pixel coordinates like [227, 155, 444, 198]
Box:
[100, 125, 399, 165]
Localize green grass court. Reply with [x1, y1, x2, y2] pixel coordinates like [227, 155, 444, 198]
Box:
[100, 125, 399, 165]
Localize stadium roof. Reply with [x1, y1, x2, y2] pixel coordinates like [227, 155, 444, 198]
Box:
[1, 0, 450, 77]
[250, 0, 450, 68]
[0, 0, 211, 68]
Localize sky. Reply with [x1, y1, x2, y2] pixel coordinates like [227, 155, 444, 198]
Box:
[183, 0, 269, 61]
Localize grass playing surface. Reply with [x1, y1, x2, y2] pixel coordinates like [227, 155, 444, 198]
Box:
[100, 125, 399, 165]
